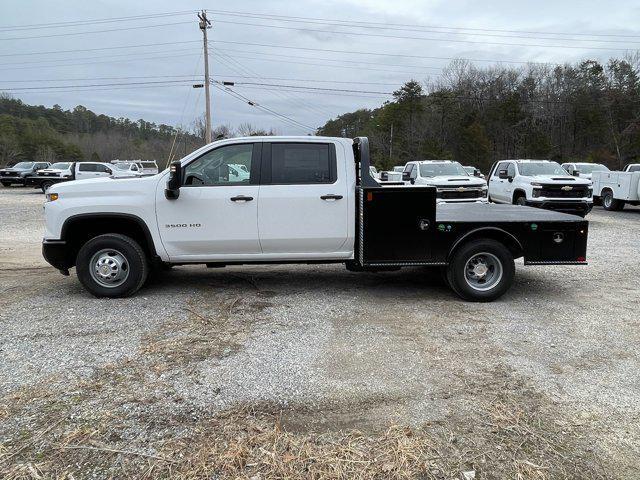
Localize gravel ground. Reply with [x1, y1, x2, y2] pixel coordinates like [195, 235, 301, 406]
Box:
[0, 186, 639, 478]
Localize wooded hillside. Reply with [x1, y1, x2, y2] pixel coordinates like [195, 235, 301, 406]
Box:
[318, 57, 640, 172]
[0, 95, 202, 168]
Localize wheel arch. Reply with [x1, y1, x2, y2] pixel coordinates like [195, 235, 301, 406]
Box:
[512, 189, 527, 203]
[60, 213, 159, 267]
[448, 227, 524, 261]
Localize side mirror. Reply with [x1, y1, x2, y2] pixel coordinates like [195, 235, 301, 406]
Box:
[474, 170, 481, 177]
[402, 172, 410, 181]
[498, 169, 509, 180]
[105, 168, 113, 175]
[572, 170, 580, 177]
[165, 161, 182, 200]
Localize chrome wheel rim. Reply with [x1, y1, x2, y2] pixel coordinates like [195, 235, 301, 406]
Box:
[464, 252, 503, 292]
[89, 249, 129, 288]
[603, 194, 611, 208]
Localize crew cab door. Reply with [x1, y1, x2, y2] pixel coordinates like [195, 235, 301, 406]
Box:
[488, 161, 509, 203]
[257, 141, 349, 255]
[156, 142, 262, 259]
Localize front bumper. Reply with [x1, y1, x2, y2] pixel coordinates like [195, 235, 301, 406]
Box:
[0, 175, 26, 185]
[42, 239, 71, 274]
[525, 200, 592, 215]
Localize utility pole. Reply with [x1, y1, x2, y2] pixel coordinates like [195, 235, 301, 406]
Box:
[198, 10, 212, 144]
[389, 123, 394, 161]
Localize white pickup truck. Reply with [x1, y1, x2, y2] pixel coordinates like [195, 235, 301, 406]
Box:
[488, 160, 593, 217]
[402, 160, 488, 203]
[26, 161, 113, 192]
[592, 169, 640, 211]
[42, 136, 590, 302]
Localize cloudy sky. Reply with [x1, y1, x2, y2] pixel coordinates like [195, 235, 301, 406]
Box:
[1, 0, 639, 134]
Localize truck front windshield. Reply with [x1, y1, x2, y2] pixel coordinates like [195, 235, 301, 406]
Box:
[518, 162, 567, 176]
[576, 164, 609, 173]
[50, 162, 71, 170]
[419, 163, 467, 177]
[13, 162, 34, 169]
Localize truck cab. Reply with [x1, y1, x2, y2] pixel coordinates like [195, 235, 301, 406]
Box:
[41, 136, 589, 303]
[488, 160, 593, 217]
[623, 164, 640, 173]
[402, 160, 488, 203]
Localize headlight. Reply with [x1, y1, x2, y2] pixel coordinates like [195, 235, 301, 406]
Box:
[530, 182, 543, 188]
[45, 192, 59, 202]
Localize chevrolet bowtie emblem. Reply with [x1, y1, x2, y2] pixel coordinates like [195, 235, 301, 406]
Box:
[561, 186, 573, 191]
[457, 187, 466, 192]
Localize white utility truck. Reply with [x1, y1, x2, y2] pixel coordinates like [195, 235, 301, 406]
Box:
[592, 169, 640, 211]
[561, 162, 609, 180]
[42, 137, 589, 302]
[402, 160, 488, 203]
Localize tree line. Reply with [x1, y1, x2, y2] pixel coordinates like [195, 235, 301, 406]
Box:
[318, 56, 640, 173]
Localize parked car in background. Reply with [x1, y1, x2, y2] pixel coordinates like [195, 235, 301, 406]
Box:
[111, 161, 143, 178]
[592, 170, 640, 211]
[488, 160, 593, 216]
[463, 166, 486, 180]
[561, 162, 609, 180]
[402, 160, 488, 203]
[26, 162, 113, 192]
[369, 165, 379, 179]
[0, 161, 50, 186]
[623, 164, 640, 173]
[392, 166, 404, 173]
[378, 170, 403, 182]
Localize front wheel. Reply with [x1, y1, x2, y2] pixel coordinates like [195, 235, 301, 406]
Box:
[602, 191, 624, 211]
[1, 181, 11, 187]
[446, 239, 515, 302]
[76, 234, 148, 298]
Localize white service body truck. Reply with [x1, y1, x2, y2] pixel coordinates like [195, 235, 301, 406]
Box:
[591, 170, 640, 211]
[42, 136, 590, 302]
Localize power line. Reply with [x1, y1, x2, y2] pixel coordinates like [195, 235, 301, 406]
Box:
[0, 40, 200, 57]
[0, 10, 196, 31]
[212, 40, 562, 66]
[212, 83, 315, 132]
[212, 49, 335, 120]
[0, 80, 200, 91]
[213, 19, 638, 52]
[204, 9, 640, 40]
[213, 46, 443, 71]
[228, 81, 393, 95]
[0, 21, 192, 41]
[205, 10, 640, 45]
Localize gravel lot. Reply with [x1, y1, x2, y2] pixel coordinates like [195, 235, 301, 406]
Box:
[1, 186, 639, 478]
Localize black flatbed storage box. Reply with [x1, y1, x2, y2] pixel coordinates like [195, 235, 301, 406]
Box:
[352, 137, 588, 269]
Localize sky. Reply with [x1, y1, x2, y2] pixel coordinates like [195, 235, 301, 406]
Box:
[1, 0, 639, 135]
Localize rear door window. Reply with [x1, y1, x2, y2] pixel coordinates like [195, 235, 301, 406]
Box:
[267, 143, 336, 184]
[78, 164, 97, 172]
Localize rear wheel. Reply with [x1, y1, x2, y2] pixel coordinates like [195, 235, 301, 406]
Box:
[447, 239, 515, 302]
[41, 181, 54, 193]
[76, 234, 148, 298]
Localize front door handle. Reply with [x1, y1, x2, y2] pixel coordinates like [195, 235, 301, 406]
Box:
[230, 195, 253, 202]
[320, 194, 343, 201]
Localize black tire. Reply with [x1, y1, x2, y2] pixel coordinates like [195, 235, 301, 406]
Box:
[602, 190, 624, 211]
[41, 181, 54, 193]
[446, 239, 515, 302]
[514, 194, 526, 206]
[76, 234, 148, 298]
[1, 181, 11, 187]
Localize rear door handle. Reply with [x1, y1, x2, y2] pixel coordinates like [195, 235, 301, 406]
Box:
[230, 195, 254, 202]
[320, 194, 343, 201]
